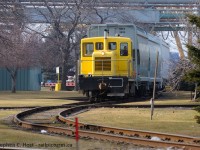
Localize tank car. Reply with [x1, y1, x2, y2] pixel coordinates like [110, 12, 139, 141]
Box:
[78, 24, 169, 101]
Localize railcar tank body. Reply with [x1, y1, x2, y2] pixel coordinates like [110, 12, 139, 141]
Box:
[79, 24, 169, 101]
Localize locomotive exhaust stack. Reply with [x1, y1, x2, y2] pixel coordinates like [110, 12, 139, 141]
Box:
[104, 29, 109, 51]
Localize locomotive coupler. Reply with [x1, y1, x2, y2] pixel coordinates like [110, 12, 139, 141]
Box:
[98, 82, 107, 90]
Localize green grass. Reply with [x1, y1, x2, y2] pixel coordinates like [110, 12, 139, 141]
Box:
[75, 108, 200, 137]
[0, 91, 83, 107]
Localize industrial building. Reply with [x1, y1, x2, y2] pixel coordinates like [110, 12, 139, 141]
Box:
[0, 68, 41, 91]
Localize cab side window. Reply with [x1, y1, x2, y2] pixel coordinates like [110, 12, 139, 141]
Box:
[96, 42, 103, 50]
[108, 42, 116, 50]
[120, 43, 128, 56]
[83, 43, 93, 56]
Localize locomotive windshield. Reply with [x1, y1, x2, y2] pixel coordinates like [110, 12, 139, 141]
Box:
[120, 42, 128, 56]
[83, 43, 93, 56]
[96, 42, 103, 50]
[108, 42, 116, 50]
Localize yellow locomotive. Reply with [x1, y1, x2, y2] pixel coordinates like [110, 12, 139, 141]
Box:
[79, 30, 135, 101]
[79, 24, 169, 101]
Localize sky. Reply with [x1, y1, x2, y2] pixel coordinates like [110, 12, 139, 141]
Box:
[157, 31, 190, 57]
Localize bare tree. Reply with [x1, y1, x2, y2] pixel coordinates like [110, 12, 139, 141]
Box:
[26, 0, 90, 90]
[22, 0, 129, 90]
[0, 31, 40, 93]
[167, 58, 194, 92]
[86, 0, 123, 24]
[0, 1, 40, 93]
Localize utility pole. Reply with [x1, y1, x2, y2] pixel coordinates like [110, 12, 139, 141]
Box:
[151, 50, 159, 120]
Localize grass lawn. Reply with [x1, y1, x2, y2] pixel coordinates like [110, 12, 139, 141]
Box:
[0, 91, 140, 149]
[0, 110, 137, 150]
[0, 110, 76, 150]
[0, 91, 84, 107]
[75, 108, 200, 137]
[120, 91, 200, 106]
[0, 90, 199, 149]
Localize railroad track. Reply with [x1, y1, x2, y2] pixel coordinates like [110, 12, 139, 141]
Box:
[13, 102, 200, 150]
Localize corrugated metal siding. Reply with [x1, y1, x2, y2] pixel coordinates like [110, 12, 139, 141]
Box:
[0, 68, 41, 91]
[29, 68, 41, 91]
[0, 68, 11, 90]
[16, 68, 29, 90]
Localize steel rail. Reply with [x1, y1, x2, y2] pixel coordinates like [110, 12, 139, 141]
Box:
[13, 103, 200, 150]
[14, 116, 200, 150]
[58, 105, 200, 145]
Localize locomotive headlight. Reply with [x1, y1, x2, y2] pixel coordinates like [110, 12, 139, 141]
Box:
[101, 51, 105, 55]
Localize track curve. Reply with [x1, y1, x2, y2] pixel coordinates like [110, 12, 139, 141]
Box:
[13, 102, 200, 150]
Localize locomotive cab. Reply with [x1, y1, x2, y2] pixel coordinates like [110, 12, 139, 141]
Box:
[79, 32, 135, 101]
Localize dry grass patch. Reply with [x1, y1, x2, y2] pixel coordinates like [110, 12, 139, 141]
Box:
[0, 91, 84, 107]
[0, 110, 142, 150]
[121, 91, 200, 105]
[75, 108, 200, 137]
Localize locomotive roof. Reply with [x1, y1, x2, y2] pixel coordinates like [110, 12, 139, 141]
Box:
[88, 23, 169, 48]
[82, 36, 131, 41]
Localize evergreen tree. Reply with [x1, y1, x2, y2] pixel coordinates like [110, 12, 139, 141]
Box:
[185, 14, 200, 100]
[186, 14, 200, 124]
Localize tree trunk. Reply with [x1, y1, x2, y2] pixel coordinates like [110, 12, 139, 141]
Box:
[61, 63, 67, 90]
[61, 53, 68, 90]
[193, 83, 198, 101]
[6, 68, 18, 93]
[74, 59, 79, 91]
[60, 44, 71, 91]
[11, 74, 17, 93]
